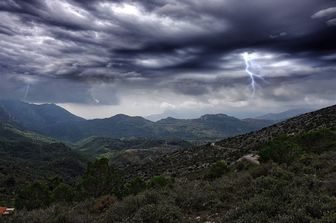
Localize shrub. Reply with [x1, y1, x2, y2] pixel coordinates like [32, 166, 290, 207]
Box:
[205, 160, 229, 180]
[297, 129, 336, 154]
[79, 158, 126, 198]
[100, 190, 164, 222]
[173, 180, 219, 212]
[149, 176, 173, 188]
[52, 183, 74, 203]
[131, 204, 183, 223]
[16, 182, 51, 210]
[93, 195, 116, 212]
[259, 137, 302, 164]
[124, 177, 147, 195]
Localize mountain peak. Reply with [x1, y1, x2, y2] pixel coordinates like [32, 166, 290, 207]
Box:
[108, 114, 150, 121]
[199, 114, 230, 120]
[111, 114, 131, 119]
[0, 100, 84, 131]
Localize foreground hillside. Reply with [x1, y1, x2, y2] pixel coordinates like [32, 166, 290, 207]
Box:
[2, 105, 335, 222]
[0, 122, 84, 206]
[123, 104, 336, 178]
[4, 128, 336, 222]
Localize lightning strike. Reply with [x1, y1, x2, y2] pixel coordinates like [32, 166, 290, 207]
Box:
[243, 52, 264, 96]
[23, 84, 30, 101]
[93, 97, 100, 104]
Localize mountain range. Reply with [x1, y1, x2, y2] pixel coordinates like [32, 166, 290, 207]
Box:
[254, 108, 313, 121]
[0, 100, 276, 142]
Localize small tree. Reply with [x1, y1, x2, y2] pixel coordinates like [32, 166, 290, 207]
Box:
[149, 176, 173, 188]
[80, 158, 112, 197]
[79, 158, 126, 198]
[52, 183, 75, 203]
[4, 176, 16, 187]
[16, 182, 51, 210]
[259, 137, 302, 164]
[125, 177, 147, 195]
[206, 160, 229, 180]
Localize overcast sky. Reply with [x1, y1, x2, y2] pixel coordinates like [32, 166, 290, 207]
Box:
[0, 0, 336, 119]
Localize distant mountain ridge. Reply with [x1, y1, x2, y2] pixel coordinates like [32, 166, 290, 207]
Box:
[0, 100, 84, 131]
[45, 112, 273, 142]
[0, 100, 274, 142]
[254, 108, 313, 121]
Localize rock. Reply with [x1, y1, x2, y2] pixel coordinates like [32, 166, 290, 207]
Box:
[238, 154, 260, 165]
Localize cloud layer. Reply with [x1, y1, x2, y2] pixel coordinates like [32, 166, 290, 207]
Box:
[0, 0, 336, 118]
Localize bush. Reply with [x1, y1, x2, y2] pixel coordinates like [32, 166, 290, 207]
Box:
[131, 204, 183, 223]
[93, 195, 116, 212]
[149, 176, 173, 188]
[205, 160, 229, 180]
[79, 158, 126, 198]
[297, 129, 336, 154]
[173, 180, 219, 212]
[100, 190, 165, 222]
[52, 183, 75, 203]
[124, 177, 147, 195]
[16, 182, 51, 210]
[259, 137, 302, 164]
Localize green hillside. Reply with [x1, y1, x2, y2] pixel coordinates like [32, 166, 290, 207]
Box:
[0, 122, 84, 206]
[0, 100, 84, 136]
[3, 105, 336, 222]
[75, 136, 192, 161]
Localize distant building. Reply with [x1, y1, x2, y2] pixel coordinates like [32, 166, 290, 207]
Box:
[0, 207, 15, 215]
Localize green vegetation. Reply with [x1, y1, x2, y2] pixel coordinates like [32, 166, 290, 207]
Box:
[0, 123, 56, 143]
[12, 159, 176, 212]
[148, 176, 174, 188]
[1, 104, 336, 222]
[260, 128, 336, 164]
[0, 123, 84, 206]
[75, 136, 192, 160]
[124, 177, 147, 195]
[205, 160, 229, 180]
[16, 181, 52, 210]
[0, 100, 84, 136]
[3, 128, 335, 222]
[259, 137, 303, 164]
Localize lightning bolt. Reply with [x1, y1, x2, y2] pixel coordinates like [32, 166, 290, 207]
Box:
[93, 97, 100, 104]
[243, 52, 264, 96]
[23, 84, 30, 101]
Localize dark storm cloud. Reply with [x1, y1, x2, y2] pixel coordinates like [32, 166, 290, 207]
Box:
[0, 0, 335, 107]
